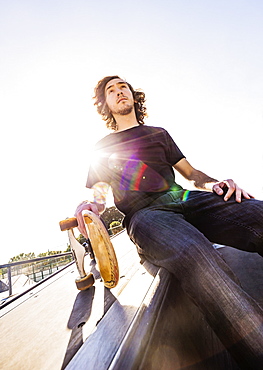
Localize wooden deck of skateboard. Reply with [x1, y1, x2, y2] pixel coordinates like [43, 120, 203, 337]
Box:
[59, 213, 119, 290]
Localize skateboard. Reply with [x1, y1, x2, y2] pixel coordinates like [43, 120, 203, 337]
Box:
[59, 211, 119, 290]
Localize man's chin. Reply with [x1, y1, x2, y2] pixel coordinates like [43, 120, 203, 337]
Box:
[116, 105, 134, 116]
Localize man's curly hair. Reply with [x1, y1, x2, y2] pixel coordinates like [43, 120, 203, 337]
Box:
[93, 75, 147, 131]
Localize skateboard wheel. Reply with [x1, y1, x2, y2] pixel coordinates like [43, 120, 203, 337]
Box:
[75, 273, 95, 291]
[59, 217, 78, 231]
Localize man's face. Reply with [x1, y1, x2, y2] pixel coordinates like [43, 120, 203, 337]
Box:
[104, 78, 134, 116]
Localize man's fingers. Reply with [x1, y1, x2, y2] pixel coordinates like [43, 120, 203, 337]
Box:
[213, 179, 254, 203]
[90, 203, 100, 215]
[74, 202, 100, 238]
[236, 188, 243, 203]
[74, 204, 91, 239]
[75, 212, 88, 239]
[241, 190, 254, 200]
[213, 183, 224, 195]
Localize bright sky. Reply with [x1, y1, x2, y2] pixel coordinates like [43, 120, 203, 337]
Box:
[1, 0, 263, 264]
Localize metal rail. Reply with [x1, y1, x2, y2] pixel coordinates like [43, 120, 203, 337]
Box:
[0, 252, 72, 297]
[0, 228, 125, 306]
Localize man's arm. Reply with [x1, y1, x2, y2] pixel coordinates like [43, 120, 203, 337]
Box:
[74, 182, 109, 238]
[173, 158, 253, 202]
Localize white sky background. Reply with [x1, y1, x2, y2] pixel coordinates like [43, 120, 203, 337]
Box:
[1, 0, 263, 263]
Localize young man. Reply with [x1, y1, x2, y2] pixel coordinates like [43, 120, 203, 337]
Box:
[75, 76, 263, 368]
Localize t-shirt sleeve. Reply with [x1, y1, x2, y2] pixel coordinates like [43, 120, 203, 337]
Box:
[164, 130, 185, 165]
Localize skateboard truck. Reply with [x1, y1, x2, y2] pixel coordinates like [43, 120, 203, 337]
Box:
[59, 212, 119, 290]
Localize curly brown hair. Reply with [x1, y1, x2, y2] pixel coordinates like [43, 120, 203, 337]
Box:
[93, 75, 147, 131]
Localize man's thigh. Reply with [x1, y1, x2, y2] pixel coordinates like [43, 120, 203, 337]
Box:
[183, 191, 263, 255]
[128, 207, 219, 271]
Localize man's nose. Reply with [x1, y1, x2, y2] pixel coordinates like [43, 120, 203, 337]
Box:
[117, 90, 123, 96]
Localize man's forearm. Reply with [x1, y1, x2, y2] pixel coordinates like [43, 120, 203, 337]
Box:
[91, 182, 109, 213]
[190, 169, 218, 191]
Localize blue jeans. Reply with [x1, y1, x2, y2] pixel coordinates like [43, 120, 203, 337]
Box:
[127, 190, 263, 369]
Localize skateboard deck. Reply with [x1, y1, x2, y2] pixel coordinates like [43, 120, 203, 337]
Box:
[59, 211, 119, 290]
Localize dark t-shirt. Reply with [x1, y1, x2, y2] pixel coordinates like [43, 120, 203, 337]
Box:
[86, 125, 185, 226]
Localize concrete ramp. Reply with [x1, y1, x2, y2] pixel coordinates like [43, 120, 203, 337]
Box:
[0, 231, 262, 370]
[0, 231, 146, 369]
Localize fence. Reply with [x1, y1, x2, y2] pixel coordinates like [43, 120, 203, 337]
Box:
[109, 224, 124, 235]
[0, 225, 124, 303]
[0, 253, 73, 298]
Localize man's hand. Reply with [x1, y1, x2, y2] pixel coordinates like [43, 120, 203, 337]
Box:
[74, 201, 100, 239]
[212, 179, 254, 203]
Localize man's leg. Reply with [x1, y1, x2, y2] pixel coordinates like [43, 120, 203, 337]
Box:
[128, 204, 263, 369]
[183, 191, 263, 256]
